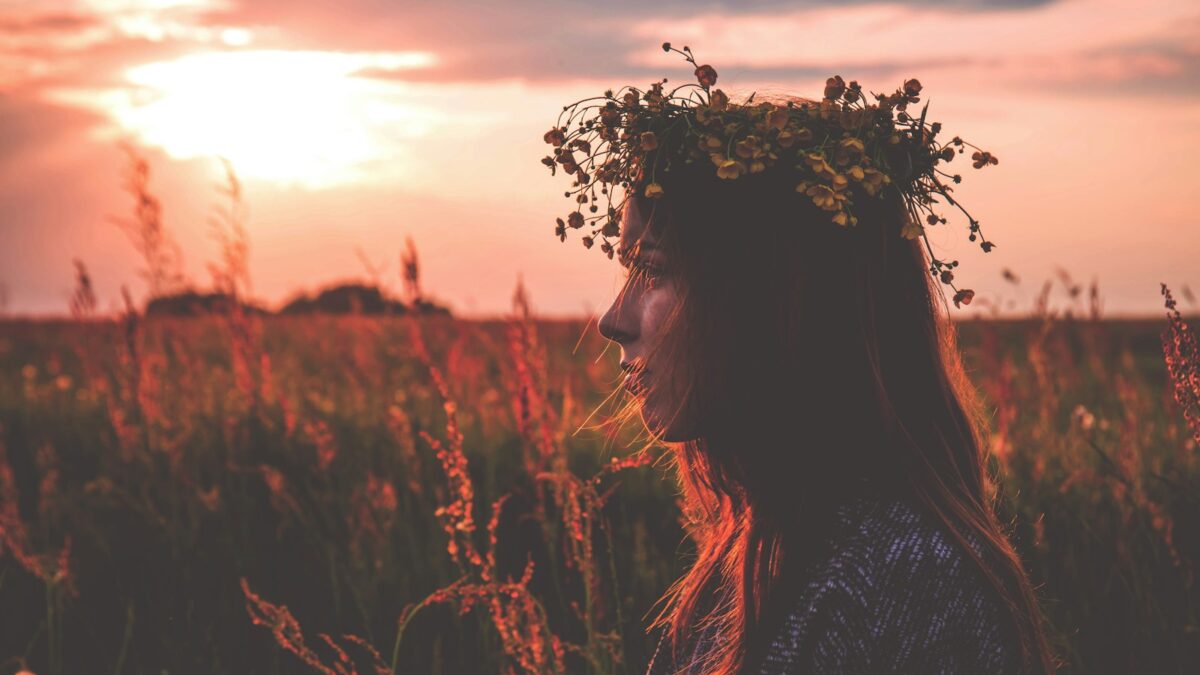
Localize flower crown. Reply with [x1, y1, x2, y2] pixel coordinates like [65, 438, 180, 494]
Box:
[540, 43, 1001, 308]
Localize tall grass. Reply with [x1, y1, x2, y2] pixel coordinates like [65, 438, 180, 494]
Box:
[0, 149, 1196, 674]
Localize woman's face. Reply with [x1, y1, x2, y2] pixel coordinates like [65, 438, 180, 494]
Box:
[597, 200, 697, 442]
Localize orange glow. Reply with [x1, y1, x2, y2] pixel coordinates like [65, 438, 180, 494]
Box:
[49, 49, 438, 187]
[1, 0, 1197, 317]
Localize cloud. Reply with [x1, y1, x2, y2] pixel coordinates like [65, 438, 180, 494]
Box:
[617, 0, 1200, 97]
[0, 0, 252, 90]
[0, 12, 99, 34]
[185, 0, 1064, 83]
[5, 0, 1193, 92]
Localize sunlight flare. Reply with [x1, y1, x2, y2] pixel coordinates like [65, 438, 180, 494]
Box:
[48, 49, 440, 187]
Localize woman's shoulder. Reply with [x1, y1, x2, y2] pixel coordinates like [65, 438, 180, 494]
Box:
[755, 495, 1025, 674]
[830, 494, 987, 582]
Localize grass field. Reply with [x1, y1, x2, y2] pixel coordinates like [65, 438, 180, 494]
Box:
[0, 291, 1198, 674]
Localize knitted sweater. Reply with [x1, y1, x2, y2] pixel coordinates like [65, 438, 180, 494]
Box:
[644, 496, 1027, 674]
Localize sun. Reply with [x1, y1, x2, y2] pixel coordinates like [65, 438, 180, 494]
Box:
[72, 49, 439, 188]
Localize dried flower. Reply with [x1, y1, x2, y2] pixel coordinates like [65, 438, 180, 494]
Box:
[971, 150, 999, 168]
[824, 75, 846, 101]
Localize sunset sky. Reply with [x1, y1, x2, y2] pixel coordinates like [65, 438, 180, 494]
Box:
[1, 0, 1198, 318]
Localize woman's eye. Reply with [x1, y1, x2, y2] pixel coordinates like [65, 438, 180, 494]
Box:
[627, 260, 665, 285]
[637, 261, 663, 277]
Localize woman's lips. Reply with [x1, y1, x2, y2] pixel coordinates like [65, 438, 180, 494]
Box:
[623, 371, 649, 395]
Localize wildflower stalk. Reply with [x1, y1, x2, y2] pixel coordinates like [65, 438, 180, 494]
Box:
[1161, 284, 1200, 447]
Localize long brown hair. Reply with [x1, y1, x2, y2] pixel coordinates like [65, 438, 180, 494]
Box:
[614, 135, 1058, 673]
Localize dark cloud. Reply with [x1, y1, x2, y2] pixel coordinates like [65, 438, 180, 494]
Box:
[193, 0, 1062, 83]
[204, 0, 1058, 29]
[0, 0, 1079, 90]
[535, 0, 1059, 12]
[0, 12, 98, 34]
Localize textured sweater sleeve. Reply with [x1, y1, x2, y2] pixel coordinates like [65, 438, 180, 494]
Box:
[758, 562, 877, 672]
[866, 512, 1024, 674]
[643, 498, 1027, 675]
[758, 499, 1025, 675]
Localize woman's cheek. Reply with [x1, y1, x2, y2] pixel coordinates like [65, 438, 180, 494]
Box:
[641, 283, 678, 338]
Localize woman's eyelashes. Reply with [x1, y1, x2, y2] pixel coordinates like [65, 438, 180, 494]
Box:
[624, 258, 667, 287]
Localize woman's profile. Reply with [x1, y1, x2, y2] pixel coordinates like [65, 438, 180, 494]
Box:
[542, 44, 1057, 674]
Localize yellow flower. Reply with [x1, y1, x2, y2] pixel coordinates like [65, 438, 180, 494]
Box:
[795, 180, 811, 193]
[833, 137, 865, 166]
[832, 210, 849, 226]
[640, 131, 658, 151]
[830, 173, 849, 191]
[765, 107, 789, 131]
[749, 159, 766, 174]
[900, 218, 924, 239]
[847, 165, 865, 181]
[735, 135, 764, 160]
[805, 152, 834, 177]
[840, 137, 865, 158]
[709, 89, 730, 111]
[840, 137, 865, 154]
[644, 182, 664, 198]
[715, 158, 744, 179]
[705, 135, 723, 150]
[860, 167, 887, 196]
[806, 184, 838, 210]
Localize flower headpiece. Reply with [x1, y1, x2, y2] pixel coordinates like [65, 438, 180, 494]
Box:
[540, 43, 1001, 308]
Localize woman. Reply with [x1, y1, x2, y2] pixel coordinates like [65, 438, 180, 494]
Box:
[543, 51, 1057, 674]
[600, 172, 1054, 674]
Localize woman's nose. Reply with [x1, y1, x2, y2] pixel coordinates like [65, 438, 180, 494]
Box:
[598, 293, 637, 345]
